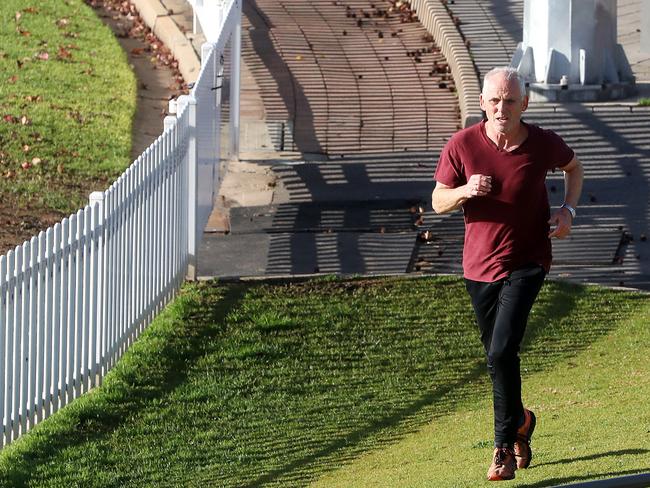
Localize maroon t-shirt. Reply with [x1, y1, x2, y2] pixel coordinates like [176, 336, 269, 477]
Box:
[434, 120, 574, 282]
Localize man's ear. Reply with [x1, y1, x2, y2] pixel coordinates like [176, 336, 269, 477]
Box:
[521, 95, 529, 112]
[479, 93, 486, 112]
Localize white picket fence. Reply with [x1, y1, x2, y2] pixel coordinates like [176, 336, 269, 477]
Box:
[0, 0, 241, 449]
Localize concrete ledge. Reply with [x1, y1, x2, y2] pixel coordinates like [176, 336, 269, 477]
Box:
[528, 82, 638, 102]
[131, 0, 201, 83]
[411, 0, 482, 127]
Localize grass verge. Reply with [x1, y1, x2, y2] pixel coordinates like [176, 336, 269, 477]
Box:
[638, 98, 650, 107]
[0, 0, 136, 216]
[0, 276, 647, 487]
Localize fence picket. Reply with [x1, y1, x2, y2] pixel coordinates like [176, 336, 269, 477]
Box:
[0, 256, 6, 446]
[45, 227, 56, 417]
[11, 246, 22, 442]
[28, 237, 38, 429]
[58, 221, 67, 411]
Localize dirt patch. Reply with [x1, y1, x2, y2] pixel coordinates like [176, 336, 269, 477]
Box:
[1, 0, 187, 255]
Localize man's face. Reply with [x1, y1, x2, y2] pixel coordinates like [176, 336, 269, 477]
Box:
[479, 74, 528, 135]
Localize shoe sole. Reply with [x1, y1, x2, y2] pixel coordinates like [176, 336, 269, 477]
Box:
[518, 410, 536, 469]
[488, 474, 516, 481]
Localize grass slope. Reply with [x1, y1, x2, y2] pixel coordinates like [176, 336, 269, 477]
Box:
[0, 0, 136, 214]
[0, 277, 647, 487]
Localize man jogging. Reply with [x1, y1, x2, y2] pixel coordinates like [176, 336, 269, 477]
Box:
[431, 66, 584, 481]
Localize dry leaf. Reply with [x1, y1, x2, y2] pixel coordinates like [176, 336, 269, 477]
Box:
[36, 51, 49, 61]
[8, 75, 18, 84]
[56, 18, 69, 28]
[22, 144, 30, 152]
[21, 161, 32, 170]
[15, 11, 22, 22]
[31, 157, 42, 165]
[20, 115, 31, 125]
[57, 163, 64, 174]
[57, 46, 72, 59]
[23, 7, 39, 14]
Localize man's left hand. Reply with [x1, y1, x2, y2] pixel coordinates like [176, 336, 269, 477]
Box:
[548, 208, 572, 239]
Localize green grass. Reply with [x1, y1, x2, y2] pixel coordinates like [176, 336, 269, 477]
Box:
[0, 276, 648, 487]
[639, 98, 650, 107]
[0, 0, 136, 214]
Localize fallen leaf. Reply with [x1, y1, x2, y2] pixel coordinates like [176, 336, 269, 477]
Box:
[3, 115, 17, 123]
[17, 28, 31, 37]
[22, 145, 30, 152]
[20, 115, 31, 125]
[25, 95, 42, 102]
[131, 47, 144, 55]
[36, 52, 49, 61]
[8, 75, 18, 84]
[21, 161, 32, 170]
[15, 11, 22, 22]
[4, 170, 15, 179]
[23, 7, 39, 14]
[31, 157, 41, 165]
[56, 18, 69, 28]
[57, 163, 64, 173]
[57, 46, 72, 60]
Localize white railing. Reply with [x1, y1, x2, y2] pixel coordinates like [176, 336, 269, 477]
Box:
[0, 0, 241, 449]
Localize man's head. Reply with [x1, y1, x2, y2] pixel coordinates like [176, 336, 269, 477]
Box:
[480, 67, 528, 136]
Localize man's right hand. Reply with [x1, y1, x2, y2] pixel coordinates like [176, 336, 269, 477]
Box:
[432, 174, 492, 214]
[464, 174, 492, 199]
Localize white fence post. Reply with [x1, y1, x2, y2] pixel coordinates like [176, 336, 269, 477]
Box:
[230, 0, 242, 160]
[181, 94, 198, 281]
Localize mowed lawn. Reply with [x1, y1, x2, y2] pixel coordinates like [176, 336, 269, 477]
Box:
[0, 276, 648, 487]
[0, 0, 135, 216]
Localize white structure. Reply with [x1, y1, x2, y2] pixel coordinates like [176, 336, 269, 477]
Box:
[511, 0, 635, 101]
[641, 1, 650, 53]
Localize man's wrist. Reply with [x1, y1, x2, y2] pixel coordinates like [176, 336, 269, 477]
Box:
[560, 203, 576, 219]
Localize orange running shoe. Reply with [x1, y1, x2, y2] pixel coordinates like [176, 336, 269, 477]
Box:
[514, 409, 536, 469]
[487, 447, 517, 481]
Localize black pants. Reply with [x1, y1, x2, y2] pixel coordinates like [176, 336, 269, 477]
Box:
[465, 264, 546, 448]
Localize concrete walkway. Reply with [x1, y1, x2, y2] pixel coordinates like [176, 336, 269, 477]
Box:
[136, 0, 650, 291]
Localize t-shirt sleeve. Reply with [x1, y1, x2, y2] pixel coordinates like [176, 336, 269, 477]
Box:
[544, 129, 575, 170]
[434, 140, 466, 187]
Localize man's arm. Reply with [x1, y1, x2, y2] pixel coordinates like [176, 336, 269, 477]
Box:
[548, 156, 584, 238]
[432, 174, 492, 214]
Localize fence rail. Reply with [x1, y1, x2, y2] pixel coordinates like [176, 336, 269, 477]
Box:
[0, 0, 241, 449]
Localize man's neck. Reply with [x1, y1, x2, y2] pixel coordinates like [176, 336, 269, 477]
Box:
[485, 121, 527, 151]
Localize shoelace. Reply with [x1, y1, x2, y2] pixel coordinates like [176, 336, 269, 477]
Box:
[495, 448, 513, 465]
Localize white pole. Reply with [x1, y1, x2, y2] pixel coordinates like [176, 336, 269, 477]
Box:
[229, 0, 242, 161]
[182, 95, 198, 281]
